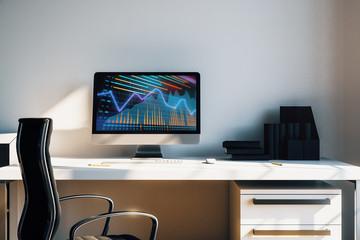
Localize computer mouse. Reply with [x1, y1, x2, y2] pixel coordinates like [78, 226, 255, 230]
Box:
[206, 158, 216, 164]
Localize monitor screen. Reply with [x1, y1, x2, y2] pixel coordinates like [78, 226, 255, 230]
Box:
[92, 72, 200, 146]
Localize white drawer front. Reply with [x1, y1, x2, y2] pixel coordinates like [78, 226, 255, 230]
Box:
[240, 225, 341, 240]
[241, 194, 341, 225]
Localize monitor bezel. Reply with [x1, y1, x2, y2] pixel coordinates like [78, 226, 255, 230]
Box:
[92, 72, 200, 135]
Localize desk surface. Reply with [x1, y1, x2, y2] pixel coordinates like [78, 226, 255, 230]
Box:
[1, 157, 360, 181]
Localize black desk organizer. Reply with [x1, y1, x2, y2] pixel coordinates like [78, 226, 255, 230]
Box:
[264, 106, 320, 160]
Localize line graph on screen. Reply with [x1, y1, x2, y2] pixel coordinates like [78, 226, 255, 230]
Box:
[95, 74, 197, 132]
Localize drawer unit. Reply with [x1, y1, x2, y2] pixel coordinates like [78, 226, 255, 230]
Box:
[241, 194, 341, 225]
[229, 181, 342, 240]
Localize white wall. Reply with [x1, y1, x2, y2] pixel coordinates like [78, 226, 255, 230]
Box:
[1, 0, 354, 239]
[0, 0, 344, 159]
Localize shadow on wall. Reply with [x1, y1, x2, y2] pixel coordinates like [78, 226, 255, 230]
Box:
[42, 85, 135, 158]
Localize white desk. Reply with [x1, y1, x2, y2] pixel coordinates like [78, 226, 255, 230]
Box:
[2, 158, 360, 239]
[1, 158, 359, 181]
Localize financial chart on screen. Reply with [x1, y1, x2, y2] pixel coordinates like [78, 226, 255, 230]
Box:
[93, 73, 199, 133]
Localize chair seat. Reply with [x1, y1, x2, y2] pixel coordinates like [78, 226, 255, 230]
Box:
[75, 234, 140, 240]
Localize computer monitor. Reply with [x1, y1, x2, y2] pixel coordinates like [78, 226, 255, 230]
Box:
[92, 72, 200, 159]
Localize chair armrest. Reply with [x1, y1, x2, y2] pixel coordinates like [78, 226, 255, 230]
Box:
[60, 195, 114, 212]
[60, 194, 114, 235]
[69, 211, 159, 240]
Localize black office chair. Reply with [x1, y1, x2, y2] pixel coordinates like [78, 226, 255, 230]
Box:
[16, 118, 158, 240]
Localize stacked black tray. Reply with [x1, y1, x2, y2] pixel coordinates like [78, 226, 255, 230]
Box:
[223, 141, 269, 160]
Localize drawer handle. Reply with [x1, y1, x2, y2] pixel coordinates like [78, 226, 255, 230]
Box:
[253, 229, 331, 236]
[253, 198, 330, 205]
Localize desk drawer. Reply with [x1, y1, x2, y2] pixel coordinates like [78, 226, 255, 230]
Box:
[241, 194, 341, 225]
[240, 225, 341, 240]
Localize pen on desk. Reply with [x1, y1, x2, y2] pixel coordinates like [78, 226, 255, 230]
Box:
[271, 162, 282, 166]
[88, 164, 110, 167]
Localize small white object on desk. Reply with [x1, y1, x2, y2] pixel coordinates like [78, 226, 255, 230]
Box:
[206, 158, 216, 164]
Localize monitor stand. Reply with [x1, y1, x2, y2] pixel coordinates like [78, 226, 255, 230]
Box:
[132, 145, 163, 159]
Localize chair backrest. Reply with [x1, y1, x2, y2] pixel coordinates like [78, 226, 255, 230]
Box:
[17, 118, 60, 240]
